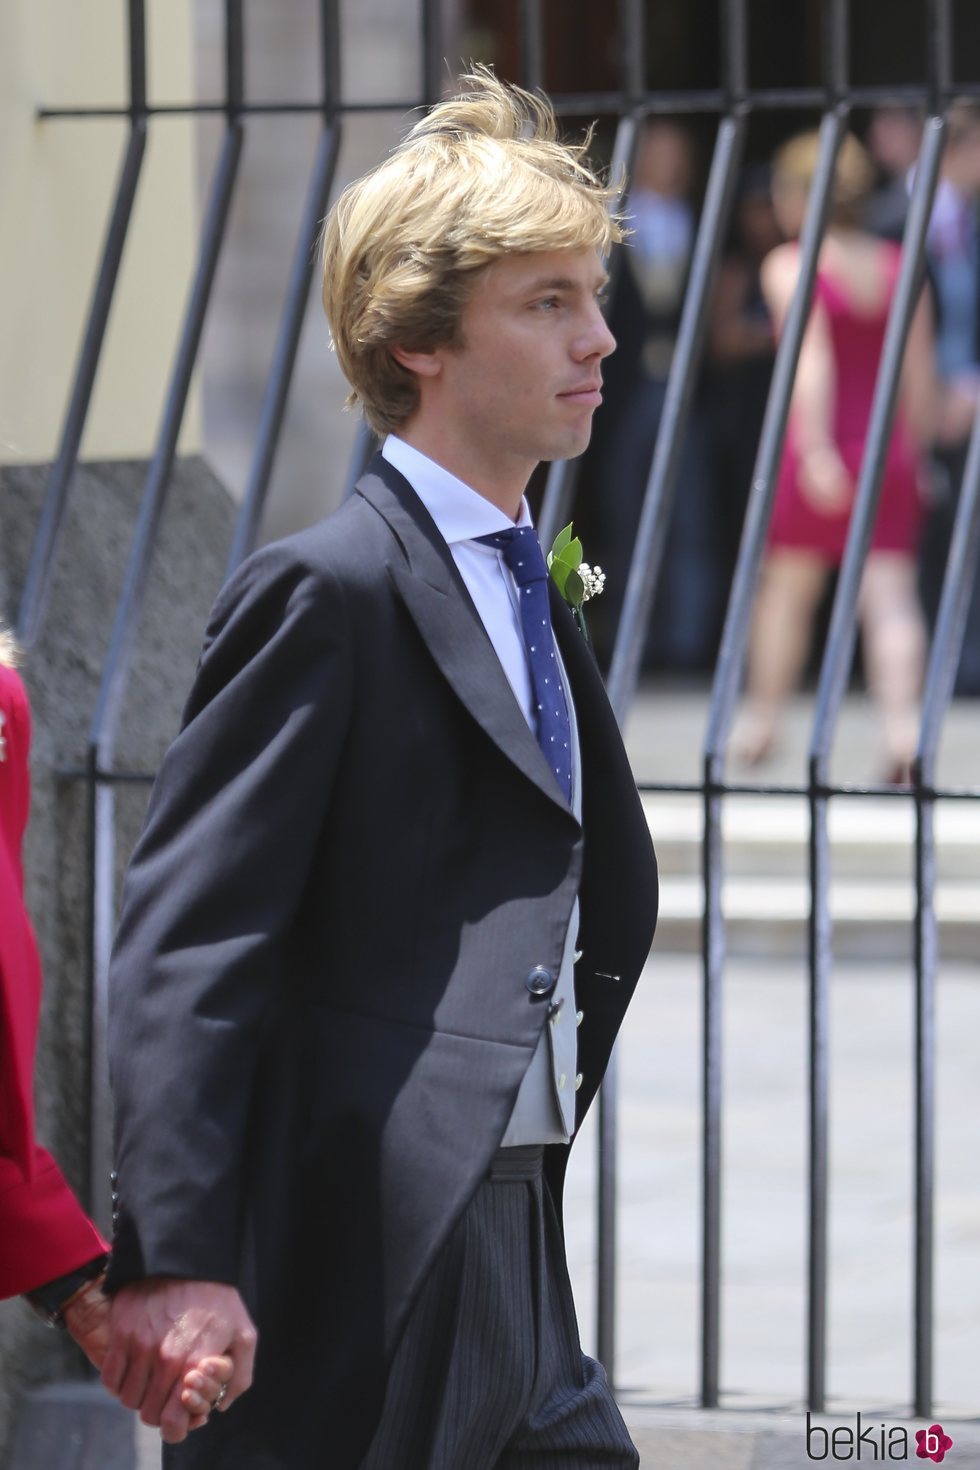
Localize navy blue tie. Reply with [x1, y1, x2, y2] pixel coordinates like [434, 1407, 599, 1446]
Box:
[477, 527, 572, 803]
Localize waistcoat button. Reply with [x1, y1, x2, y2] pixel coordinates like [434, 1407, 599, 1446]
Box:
[525, 965, 555, 997]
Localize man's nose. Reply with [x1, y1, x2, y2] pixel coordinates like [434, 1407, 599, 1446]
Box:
[576, 302, 616, 361]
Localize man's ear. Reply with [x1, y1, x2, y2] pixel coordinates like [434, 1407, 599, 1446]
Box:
[390, 345, 443, 378]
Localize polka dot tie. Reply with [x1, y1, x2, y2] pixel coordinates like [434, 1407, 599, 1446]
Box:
[477, 527, 572, 803]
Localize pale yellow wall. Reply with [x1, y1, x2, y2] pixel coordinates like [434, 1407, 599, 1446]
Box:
[0, 0, 202, 463]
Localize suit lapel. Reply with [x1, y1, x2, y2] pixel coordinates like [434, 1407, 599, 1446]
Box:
[357, 457, 574, 817]
[547, 578, 609, 735]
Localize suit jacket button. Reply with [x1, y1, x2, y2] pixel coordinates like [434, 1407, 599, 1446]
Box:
[525, 965, 555, 997]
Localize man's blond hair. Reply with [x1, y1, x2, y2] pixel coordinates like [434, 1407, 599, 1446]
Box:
[320, 67, 620, 435]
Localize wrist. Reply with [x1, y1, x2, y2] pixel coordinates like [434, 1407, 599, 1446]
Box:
[26, 1254, 110, 1330]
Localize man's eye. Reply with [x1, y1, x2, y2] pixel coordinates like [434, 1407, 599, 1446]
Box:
[536, 296, 561, 310]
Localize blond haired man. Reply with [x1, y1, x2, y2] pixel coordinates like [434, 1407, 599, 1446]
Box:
[102, 70, 657, 1469]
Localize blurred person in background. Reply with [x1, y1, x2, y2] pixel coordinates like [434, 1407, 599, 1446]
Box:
[864, 104, 923, 240]
[920, 103, 980, 692]
[0, 628, 230, 1432]
[706, 164, 780, 610]
[599, 117, 725, 671]
[733, 132, 935, 783]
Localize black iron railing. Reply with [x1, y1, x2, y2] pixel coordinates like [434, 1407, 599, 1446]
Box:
[16, 0, 980, 1424]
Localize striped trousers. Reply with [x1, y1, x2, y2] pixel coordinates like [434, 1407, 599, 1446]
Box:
[358, 1146, 639, 1470]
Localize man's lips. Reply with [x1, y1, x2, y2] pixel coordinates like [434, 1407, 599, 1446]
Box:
[558, 383, 603, 406]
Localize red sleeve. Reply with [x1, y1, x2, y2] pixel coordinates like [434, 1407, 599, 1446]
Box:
[0, 667, 107, 1297]
[0, 665, 31, 860]
[0, 664, 42, 1175]
[0, 1145, 108, 1298]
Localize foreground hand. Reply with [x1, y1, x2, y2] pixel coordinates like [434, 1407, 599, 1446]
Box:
[101, 1279, 256, 1444]
[63, 1278, 111, 1369]
[180, 1353, 235, 1433]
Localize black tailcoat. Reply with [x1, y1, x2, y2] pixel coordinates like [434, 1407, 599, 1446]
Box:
[106, 456, 658, 1469]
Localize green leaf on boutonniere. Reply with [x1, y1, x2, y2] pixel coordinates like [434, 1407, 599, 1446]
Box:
[543, 523, 590, 626]
[547, 525, 581, 563]
[547, 522, 598, 646]
[547, 527, 584, 598]
[563, 567, 585, 610]
[549, 558, 571, 599]
[549, 523, 575, 559]
[556, 537, 583, 570]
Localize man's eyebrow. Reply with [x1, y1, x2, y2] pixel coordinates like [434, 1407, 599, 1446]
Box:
[522, 273, 610, 293]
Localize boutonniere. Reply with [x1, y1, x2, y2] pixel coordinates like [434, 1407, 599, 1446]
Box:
[547, 523, 605, 648]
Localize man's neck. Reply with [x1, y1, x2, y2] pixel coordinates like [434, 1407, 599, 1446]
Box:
[394, 423, 530, 522]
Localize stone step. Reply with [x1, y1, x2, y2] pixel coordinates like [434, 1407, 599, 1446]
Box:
[642, 795, 980, 881]
[653, 874, 980, 959]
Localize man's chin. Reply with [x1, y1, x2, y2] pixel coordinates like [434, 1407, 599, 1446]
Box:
[538, 429, 594, 464]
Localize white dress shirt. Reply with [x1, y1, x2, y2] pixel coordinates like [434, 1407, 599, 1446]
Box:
[382, 435, 537, 730]
[381, 434, 581, 1145]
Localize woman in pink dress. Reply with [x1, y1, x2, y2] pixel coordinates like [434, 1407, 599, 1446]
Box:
[735, 132, 935, 781]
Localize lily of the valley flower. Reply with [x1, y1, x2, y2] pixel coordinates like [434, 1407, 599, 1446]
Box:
[578, 563, 606, 603]
[547, 523, 604, 647]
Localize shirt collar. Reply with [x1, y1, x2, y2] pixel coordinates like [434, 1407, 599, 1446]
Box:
[382, 435, 533, 545]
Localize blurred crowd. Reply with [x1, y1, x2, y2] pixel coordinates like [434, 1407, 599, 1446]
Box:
[587, 104, 980, 772]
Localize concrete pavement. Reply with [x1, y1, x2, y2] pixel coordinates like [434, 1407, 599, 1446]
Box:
[562, 951, 980, 1462]
[569, 681, 980, 1465]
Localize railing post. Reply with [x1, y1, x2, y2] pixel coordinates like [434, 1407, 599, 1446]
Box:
[227, 0, 344, 571]
[519, 0, 544, 93]
[912, 397, 980, 1418]
[422, 0, 445, 107]
[536, 0, 641, 549]
[86, 0, 249, 1221]
[597, 0, 747, 1387]
[702, 92, 849, 1416]
[17, 0, 149, 650]
[805, 106, 944, 1414]
[695, 0, 749, 1406]
[911, 2, 956, 1414]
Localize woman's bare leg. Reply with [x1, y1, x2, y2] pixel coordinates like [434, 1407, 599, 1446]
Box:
[733, 549, 829, 764]
[858, 551, 926, 780]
